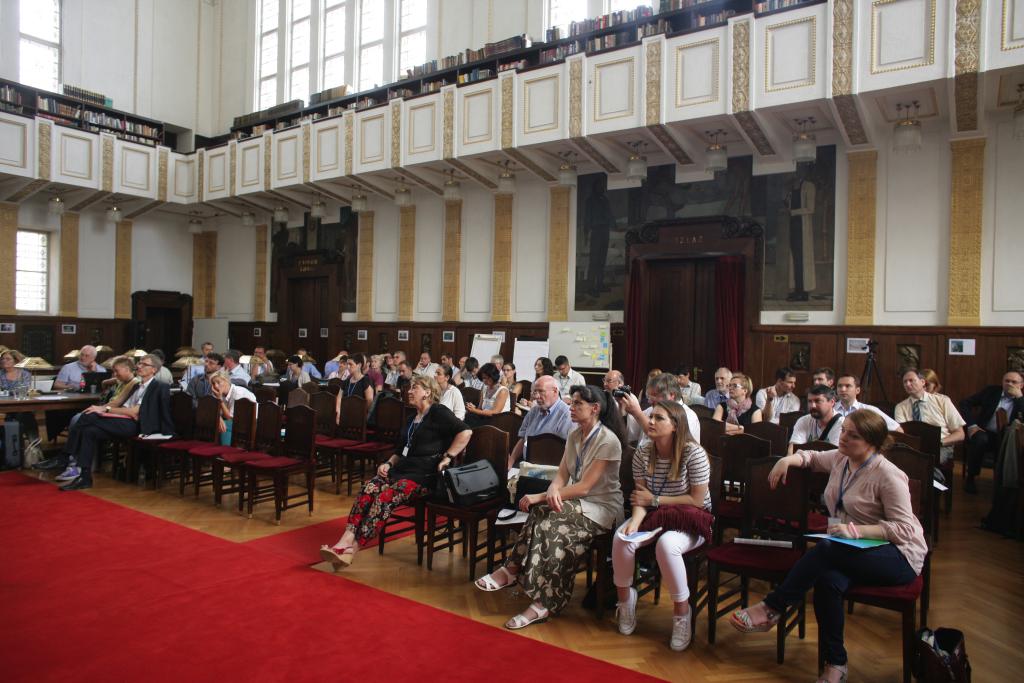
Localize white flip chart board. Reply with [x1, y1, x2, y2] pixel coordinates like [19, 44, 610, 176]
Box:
[547, 322, 611, 369]
[469, 334, 503, 365]
[511, 340, 550, 383]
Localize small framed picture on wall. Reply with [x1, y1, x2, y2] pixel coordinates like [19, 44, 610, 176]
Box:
[397, 330, 409, 342]
[320, 328, 329, 338]
[298, 328, 308, 338]
[357, 329, 368, 341]
[442, 330, 455, 343]
[61, 324, 77, 334]
[0, 323, 15, 333]
[253, 327, 262, 337]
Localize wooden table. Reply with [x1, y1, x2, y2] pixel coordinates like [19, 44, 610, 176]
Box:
[0, 393, 103, 414]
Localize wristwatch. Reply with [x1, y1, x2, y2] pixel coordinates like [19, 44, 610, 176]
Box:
[652, 495, 660, 508]
[104, 405, 111, 413]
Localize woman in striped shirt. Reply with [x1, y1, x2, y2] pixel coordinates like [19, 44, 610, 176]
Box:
[612, 400, 711, 652]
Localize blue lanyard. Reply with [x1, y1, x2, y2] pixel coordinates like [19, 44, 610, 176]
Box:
[835, 453, 877, 514]
[346, 377, 361, 397]
[649, 457, 670, 497]
[574, 424, 602, 481]
[405, 418, 422, 454]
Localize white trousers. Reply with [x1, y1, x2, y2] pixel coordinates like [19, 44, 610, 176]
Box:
[611, 523, 705, 603]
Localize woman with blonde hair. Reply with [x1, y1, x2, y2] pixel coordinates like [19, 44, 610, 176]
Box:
[920, 368, 942, 394]
[712, 373, 763, 434]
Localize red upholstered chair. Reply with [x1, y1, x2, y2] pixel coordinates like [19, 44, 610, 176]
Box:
[426, 425, 510, 580]
[706, 457, 810, 664]
[315, 396, 369, 494]
[744, 421, 789, 457]
[309, 391, 342, 489]
[344, 395, 402, 496]
[698, 417, 725, 455]
[244, 405, 317, 524]
[185, 398, 257, 499]
[154, 396, 221, 495]
[715, 433, 771, 543]
[218, 401, 283, 510]
[129, 391, 194, 486]
[829, 443, 934, 683]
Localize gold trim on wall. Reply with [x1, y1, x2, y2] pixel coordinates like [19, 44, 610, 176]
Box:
[832, 0, 854, 96]
[157, 148, 168, 202]
[59, 212, 79, 317]
[1003, 0, 1024, 50]
[391, 102, 402, 167]
[37, 120, 51, 180]
[229, 141, 237, 196]
[645, 40, 662, 125]
[948, 138, 985, 326]
[398, 205, 416, 320]
[442, 200, 462, 321]
[954, 0, 982, 132]
[254, 223, 267, 320]
[191, 230, 217, 319]
[263, 133, 272, 191]
[500, 76, 514, 148]
[101, 136, 114, 192]
[197, 149, 205, 202]
[731, 20, 750, 112]
[0, 202, 17, 315]
[114, 220, 132, 319]
[356, 211, 374, 321]
[442, 90, 454, 159]
[491, 194, 513, 322]
[344, 114, 354, 175]
[547, 186, 570, 321]
[569, 59, 583, 137]
[302, 124, 311, 183]
[844, 151, 878, 325]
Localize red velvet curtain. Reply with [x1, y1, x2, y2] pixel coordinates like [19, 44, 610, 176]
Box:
[624, 260, 648, 391]
[715, 255, 744, 370]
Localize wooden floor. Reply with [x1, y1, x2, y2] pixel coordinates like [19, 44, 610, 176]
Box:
[30, 464, 1024, 682]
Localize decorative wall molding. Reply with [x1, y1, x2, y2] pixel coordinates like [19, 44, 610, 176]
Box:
[36, 120, 51, 180]
[492, 194, 513, 321]
[59, 212, 79, 317]
[442, 90, 455, 159]
[954, 0, 982, 132]
[398, 205, 416, 320]
[500, 76, 514, 148]
[832, 0, 854, 96]
[569, 59, 583, 137]
[844, 151, 877, 325]
[101, 136, 114, 192]
[442, 200, 462, 321]
[0, 202, 17, 315]
[114, 220, 133, 319]
[870, 0, 937, 74]
[948, 138, 985, 326]
[547, 187, 570, 321]
[157, 148, 168, 202]
[645, 40, 662, 125]
[731, 20, 750, 112]
[356, 211, 374, 321]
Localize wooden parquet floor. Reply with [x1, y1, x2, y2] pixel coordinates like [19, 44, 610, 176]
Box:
[33, 465, 1024, 682]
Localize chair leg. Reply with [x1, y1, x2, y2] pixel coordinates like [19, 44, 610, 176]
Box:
[192, 458, 203, 498]
[332, 453, 341, 495]
[274, 472, 284, 524]
[707, 564, 719, 644]
[468, 518, 480, 582]
[306, 465, 315, 515]
[237, 467, 247, 512]
[247, 472, 257, 518]
[902, 606, 915, 683]
[415, 501, 426, 565]
[777, 608, 786, 664]
[426, 508, 436, 571]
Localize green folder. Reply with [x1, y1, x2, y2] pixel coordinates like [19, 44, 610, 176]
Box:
[805, 534, 890, 549]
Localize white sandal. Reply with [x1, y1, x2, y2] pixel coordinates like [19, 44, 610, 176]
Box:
[475, 566, 516, 592]
[505, 603, 549, 630]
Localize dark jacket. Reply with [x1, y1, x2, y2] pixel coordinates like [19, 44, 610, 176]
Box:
[139, 381, 176, 435]
[959, 385, 1024, 431]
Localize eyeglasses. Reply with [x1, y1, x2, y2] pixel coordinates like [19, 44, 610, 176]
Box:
[137, 362, 154, 368]
[727, 383, 745, 389]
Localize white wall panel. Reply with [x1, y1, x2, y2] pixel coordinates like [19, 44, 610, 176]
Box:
[214, 219, 257, 320]
[114, 140, 156, 198]
[372, 201, 400, 319]
[170, 153, 196, 203]
[131, 212, 193, 295]
[858, 0, 948, 92]
[413, 193, 444, 319]
[517, 64, 567, 146]
[666, 29, 727, 122]
[755, 3, 826, 107]
[987, 0, 1024, 70]
[460, 184, 494, 321]
[0, 112, 34, 178]
[986, 120, 1024, 323]
[512, 178, 548, 320]
[311, 118, 344, 181]
[236, 137, 264, 194]
[51, 127, 99, 189]
[204, 146, 229, 200]
[456, 81, 500, 155]
[404, 95, 442, 165]
[76, 210, 116, 318]
[271, 129, 303, 188]
[587, 47, 642, 134]
[355, 108, 390, 174]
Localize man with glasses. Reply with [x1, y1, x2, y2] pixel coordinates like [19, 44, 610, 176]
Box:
[959, 370, 1024, 493]
[185, 352, 224, 407]
[704, 367, 733, 410]
[619, 372, 700, 448]
[895, 368, 965, 465]
[507, 375, 573, 468]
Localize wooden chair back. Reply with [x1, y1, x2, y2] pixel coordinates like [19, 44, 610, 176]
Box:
[690, 404, 714, 419]
[996, 407, 1009, 432]
[899, 421, 942, 461]
[618, 445, 635, 510]
[282, 405, 316, 461]
[170, 392, 195, 438]
[372, 396, 407, 444]
[251, 401, 283, 454]
[337, 396, 369, 441]
[889, 430, 922, 451]
[465, 425, 510, 475]
[310, 392, 336, 436]
[287, 387, 310, 408]
[744, 421, 789, 456]
[707, 453, 723, 514]
[253, 386, 277, 404]
[324, 382, 341, 396]
[778, 411, 804, 439]
[743, 457, 809, 544]
[698, 417, 725, 455]
[526, 433, 566, 466]
[230, 398, 257, 450]
[194, 395, 222, 442]
[884, 443, 934, 535]
[460, 386, 482, 406]
[798, 440, 837, 452]
[489, 412, 523, 443]
[302, 381, 321, 395]
[719, 433, 772, 487]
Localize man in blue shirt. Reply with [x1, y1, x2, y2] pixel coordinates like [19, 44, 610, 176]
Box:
[52, 345, 107, 390]
[507, 375, 573, 468]
[223, 350, 250, 386]
[703, 367, 732, 410]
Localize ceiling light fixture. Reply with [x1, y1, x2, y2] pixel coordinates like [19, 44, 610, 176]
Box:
[558, 152, 577, 186]
[241, 212, 255, 227]
[106, 205, 123, 223]
[626, 142, 647, 181]
[272, 206, 289, 223]
[351, 194, 368, 212]
[48, 196, 65, 216]
[893, 101, 922, 154]
[394, 183, 412, 207]
[443, 171, 461, 201]
[704, 129, 728, 174]
[1014, 84, 1024, 140]
[310, 196, 326, 219]
[792, 117, 817, 164]
[187, 214, 203, 234]
[497, 161, 516, 194]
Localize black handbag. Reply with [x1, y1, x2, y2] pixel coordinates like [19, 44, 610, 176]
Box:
[914, 627, 971, 682]
[442, 459, 502, 506]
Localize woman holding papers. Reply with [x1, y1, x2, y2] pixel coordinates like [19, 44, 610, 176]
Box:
[612, 401, 712, 652]
[474, 385, 624, 631]
[730, 410, 927, 683]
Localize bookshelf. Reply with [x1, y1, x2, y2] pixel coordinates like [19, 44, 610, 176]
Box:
[0, 78, 167, 148]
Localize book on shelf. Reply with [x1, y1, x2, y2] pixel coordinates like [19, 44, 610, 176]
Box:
[660, 0, 717, 10]
[498, 59, 527, 73]
[456, 68, 494, 85]
[388, 88, 415, 100]
[1, 84, 24, 105]
[695, 9, 735, 26]
[62, 84, 112, 108]
[754, 0, 811, 13]
[309, 84, 348, 105]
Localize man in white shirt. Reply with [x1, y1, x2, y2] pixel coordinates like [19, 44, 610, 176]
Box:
[895, 369, 965, 464]
[811, 367, 836, 388]
[413, 352, 439, 378]
[788, 385, 844, 453]
[554, 355, 586, 400]
[755, 367, 800, 424]
[619, 372, 700, 448]
[223, 350, 250, 386]
[675, 365, 702, 405]
[834, 374, 902, 431]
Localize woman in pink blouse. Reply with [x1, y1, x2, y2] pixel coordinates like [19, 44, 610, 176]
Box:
[730, 409, 926, 683]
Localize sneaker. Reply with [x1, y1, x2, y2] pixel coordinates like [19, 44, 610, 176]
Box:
[55, 466, 82, 482]
[616, 587, 637, 635]
[670, 612, 692, 651]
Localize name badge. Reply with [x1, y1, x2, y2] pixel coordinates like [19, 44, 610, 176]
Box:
[402, 446, 409, 457]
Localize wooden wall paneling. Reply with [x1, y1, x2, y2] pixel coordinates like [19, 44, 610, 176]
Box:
[0, 316, 130, 364]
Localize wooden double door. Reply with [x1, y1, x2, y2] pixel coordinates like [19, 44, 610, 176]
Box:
[285, 275, 331, 363]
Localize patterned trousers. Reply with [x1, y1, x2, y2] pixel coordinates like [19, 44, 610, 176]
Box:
[506, 500, 604, 614]
[346, 475, 426, 546]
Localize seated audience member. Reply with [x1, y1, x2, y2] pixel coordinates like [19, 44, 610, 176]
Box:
[465, 362, 510, 426]
[365, 355, 385, 391]
[703, 367, 733, 410]
[395, 361, 414, 390]
[639, 368, 662, 409]
[920, 368, 942, 394]
[812, 367, 836, 388]
[52, 344, 107, 390]
[730, 410, 926, 683]
[475, 385, 624, 630]
[383, 353, 399, 386]
[185, 353, 224, 407]
[534, 356, 556, 379]
[252, 346, 268, 363]
[712, 373, 762, 433]
[324, 349, 350, 379]
[327, 355, 349, 380]
[284, 355, 312, 386]
[675, 365, 702, 405]
[602, 369, 626, 394]
[210, 371, 256, 446]
[507, 375, 574, 468]
[620, 373, 701, 447]
[490, 354, 504, 371]
[295, 349, 322, 380]
[54, 354, 175, 490]
[439, 353, 455, 373]
[1, 349, 38, 445]
[613, 401, 712, 652]
[435, 365, 466, 420]
[500, 362, 517, 391]
[959, 370, 1024, 493]
[149, 350, 174, 384]
[413, 352, 439, 378]
[755, 367, 800, 424]
[894, 369, 965, 464]
[392, 350, 408, 373]
[319, 375, 471, 568]
[249, 356, 279, 386]
[788, 385, 844, 453]
[833, 374, 901, 430]
[200, 342, 215, 358]
[553, 355, 586, 400]
[337, 354, 374, 408]
[454, 357, 483, 390]
[222, 349, 250, 386]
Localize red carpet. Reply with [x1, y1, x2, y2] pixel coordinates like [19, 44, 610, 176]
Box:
[243, 518, 350, 564]
[0, 473, 662, 682]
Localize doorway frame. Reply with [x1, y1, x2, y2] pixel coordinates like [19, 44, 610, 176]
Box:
[130, 290, 194, 352]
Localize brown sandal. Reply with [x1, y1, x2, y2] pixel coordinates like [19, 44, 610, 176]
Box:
[815, 662, 848, 683]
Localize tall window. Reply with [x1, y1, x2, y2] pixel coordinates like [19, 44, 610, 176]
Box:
[398, 0, 427, 77]
[257, 0, 279, 109]
[16, 231, 49, 312]
[607, 0, 651, 12]
[357, 1, 384, 91]
[548, 0, 588, 34]
[322, 0, 347, 89]
[289, 0, 312, 101]
[19, 0, 61, 92]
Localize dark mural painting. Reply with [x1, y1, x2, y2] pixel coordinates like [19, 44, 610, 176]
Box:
[574, 145, 836, 311]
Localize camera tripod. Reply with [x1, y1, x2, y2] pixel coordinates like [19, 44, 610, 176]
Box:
[860, 340, 888, 404]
